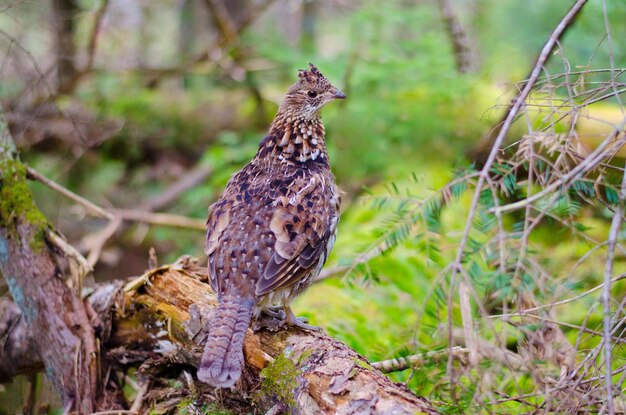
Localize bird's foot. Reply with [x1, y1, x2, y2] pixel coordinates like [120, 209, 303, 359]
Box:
[263, 306, 286, 320]
[252, 307, 286, 332]
[284, 307, 321, 331]
[253, 306, 321, 332]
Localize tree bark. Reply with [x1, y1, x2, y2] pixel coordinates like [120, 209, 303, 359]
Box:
[0, 112, 99, 412]
[1, 256, 440, 414]
[437, 0, 478, 74]
[52, 0, 79, 93]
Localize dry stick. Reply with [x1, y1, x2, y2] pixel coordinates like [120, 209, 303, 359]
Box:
[203, 0, 239, 45]
[492, 129, 626, 215]
[600, 3, 625, 411]
[111, 209, 204, 230]
[493, 273, 626, 317]
[601, 160, 626, 414]
[565, 294, 626, 399]
[26, 167, 205, 229]
[26, 167, 205, 266]
[46, 228, 93, 290]
[26, 167, 113, 219]
[372, 347, 470, 374]
[129, 381, 149, 415]
[503, 313, 626, 344]
[447, 0, 589, 373]
[468, 3, 585, 164]
[534, 86, 626, 137]
[85, 217, 122, 268]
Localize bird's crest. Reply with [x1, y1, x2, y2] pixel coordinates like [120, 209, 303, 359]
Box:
[297, 63, 331, 88]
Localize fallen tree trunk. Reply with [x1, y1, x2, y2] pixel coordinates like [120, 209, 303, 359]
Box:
[1, 256, 439, 414]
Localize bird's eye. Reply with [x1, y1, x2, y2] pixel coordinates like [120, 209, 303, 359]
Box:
[307, 90, 318, 98]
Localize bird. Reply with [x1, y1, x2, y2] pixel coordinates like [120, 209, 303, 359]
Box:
[197, 63, 345, 388]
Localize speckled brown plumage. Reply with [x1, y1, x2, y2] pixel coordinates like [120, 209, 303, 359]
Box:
[198, 63, 345, 388]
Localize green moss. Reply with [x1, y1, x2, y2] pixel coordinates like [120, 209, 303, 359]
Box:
[0, 141, 48, 250]
[352, 357, 373, 371]
[175, 398, 195, 415]
[297, 350, 312, 365]
[201, 404, 235, 415]
[260, 352, 299, 411]
[176, 398, 234, 415]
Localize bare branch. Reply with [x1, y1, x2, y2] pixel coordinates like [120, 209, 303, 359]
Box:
[26, 167, 113, 220]
[447, 0, 589, 373]
[110, 209, 205, 230]
[600, 156, 626, 415]
[26, 166, 205, 230]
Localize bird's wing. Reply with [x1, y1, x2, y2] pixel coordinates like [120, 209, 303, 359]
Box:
[205, 200, 231, 294]
[256, 175, 337, 296]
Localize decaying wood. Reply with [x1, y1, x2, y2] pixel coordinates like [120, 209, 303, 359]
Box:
[2, 257, 439, 414]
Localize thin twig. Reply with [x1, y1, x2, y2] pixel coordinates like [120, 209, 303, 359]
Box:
[111, 209, 205, 230]
[446, 0, 589, 374]
[26, 166, 205, 229]
[468, 1, 588, 164]
[493, 273, 626, 317]
[600, 159, 626, 415]
[46, 228, 93, 292]
[26, 167, 113, 219]
[492, 129, 626, 215]
[84, 217, 122, 268]
[600, 1, 624, 411]
[499, 313, 626, 344]
[129, 381, 149, 414]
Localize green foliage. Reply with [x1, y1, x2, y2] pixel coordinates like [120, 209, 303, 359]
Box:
[176, 399, 235, 415]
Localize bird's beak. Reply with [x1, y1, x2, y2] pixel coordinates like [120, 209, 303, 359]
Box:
[332, 89, 347, 100]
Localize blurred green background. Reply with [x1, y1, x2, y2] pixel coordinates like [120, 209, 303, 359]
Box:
[1, 0, 626, 413]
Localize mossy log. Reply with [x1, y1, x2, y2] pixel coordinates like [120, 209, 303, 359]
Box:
[2, 257, 439, 414]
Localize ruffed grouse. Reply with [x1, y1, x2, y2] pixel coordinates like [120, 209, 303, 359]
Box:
[198, 63, 345, 387]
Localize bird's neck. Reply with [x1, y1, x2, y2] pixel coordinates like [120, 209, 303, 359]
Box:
[256, 110, 328, 165]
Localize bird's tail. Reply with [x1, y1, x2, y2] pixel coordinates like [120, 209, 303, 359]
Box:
[197, 295, 254, 388]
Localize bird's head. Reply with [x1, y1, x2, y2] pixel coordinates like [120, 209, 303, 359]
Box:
[280, 63, 346, 119]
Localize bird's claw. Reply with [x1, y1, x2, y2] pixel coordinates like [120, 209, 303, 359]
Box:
[263, 306, 286, 319]
[284, 307, 321, 331]
[253, 306, 321, 332]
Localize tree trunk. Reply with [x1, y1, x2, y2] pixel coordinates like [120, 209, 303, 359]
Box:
[437, 0, 478, 74]
[0, 114, 99, 412]
[1, 256, 440, 414]
[52, 0, 79, 93]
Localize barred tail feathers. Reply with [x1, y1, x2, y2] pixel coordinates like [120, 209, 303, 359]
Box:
[197, 296, 254, 388]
